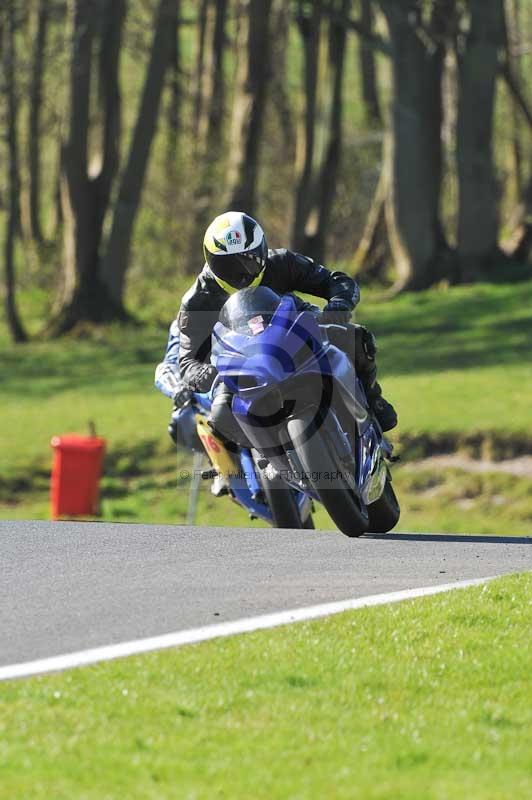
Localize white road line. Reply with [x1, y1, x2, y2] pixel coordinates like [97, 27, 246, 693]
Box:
[0, 576, 497, 681]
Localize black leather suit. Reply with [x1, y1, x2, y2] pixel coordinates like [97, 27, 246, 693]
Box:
[176, 250, 379, 444]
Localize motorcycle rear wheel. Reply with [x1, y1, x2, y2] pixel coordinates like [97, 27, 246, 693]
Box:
[286, 415, 369, 538]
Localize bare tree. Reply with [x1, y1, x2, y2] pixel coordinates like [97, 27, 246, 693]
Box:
[192, 0, 225, 150]
[204, 0, 228, 155]
[504, 176, 532, 262]
[101, 0, 178, 306]
[505, 0, 524, 199]
[188, 0, 228, 272]
[52, 0, 175, 333]
[226, 0, 273, 213]
[192, 0, 209, 143]
[301, 0, 350, 263]
[164, 4, 182, 202]
[27, 0, 50, 243]
[379, 0, 450, 290]
[3, 2, 28, 342]
[352, 148, 389, 280]
[270, 0, 296, 161]
[358, 0, 381, 125]
[52, 0, 126, 332]
[456, 0, 506, 278]
[292, 0, 322, 251]
[501, 3, 532, 265]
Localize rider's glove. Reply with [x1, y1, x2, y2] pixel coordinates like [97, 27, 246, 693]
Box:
[194, 364, 218, 393]
[319, 299, 353, 326]
[172, 380, 191, 409]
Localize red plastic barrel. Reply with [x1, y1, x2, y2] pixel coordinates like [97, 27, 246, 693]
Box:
[50, 435, 106, 519]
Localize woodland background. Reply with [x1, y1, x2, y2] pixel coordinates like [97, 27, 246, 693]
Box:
[1, 0, 532, 534]
[2, 0, 532, 340]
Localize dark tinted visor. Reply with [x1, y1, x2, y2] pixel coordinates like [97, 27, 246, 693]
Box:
[210, 242, 266, 289]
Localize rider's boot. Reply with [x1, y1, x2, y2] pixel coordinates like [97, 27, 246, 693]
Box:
[211, 473, 230, 497]
[343, 324, 397, 432]
[364, 381, 398, 432]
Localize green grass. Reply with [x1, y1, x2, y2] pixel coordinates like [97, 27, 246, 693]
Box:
[1, 573, 531, 799]
[5, 453, 531, 538]
[357, 280, 532, 434]
[1, 279, 532, 532]
[393, 466, 532, 536]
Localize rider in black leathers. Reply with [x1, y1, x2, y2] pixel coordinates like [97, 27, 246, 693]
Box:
[155, 212, 397, 450]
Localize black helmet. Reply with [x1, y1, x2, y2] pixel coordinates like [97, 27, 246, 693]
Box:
[203, 211, 268, 292]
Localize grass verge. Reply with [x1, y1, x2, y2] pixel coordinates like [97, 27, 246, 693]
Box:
[3, 450, 532, 537]
[1, 280, 531, 531]
[1, 573, 531, 799]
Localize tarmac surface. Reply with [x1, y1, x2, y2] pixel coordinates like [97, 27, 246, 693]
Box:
[1, 520, 530, 667]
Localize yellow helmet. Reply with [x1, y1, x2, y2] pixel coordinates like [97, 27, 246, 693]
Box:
[203, 211, 268, 292]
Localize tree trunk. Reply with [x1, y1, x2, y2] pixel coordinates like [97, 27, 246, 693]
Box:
[192, 0, 209, 143]
[3, 1, 28, 342]
[51, 0, 126, 334]
[506, 0, 523, 199]
[165, 0, 181, 177]
[504, 175, 532, 261]
[502, 1, 532, 265]
[27, 0, 49, 244]
[358, 0, 382, 125]
[52, 135, 64, 236]
[95, 0, 126, 218]
[380, 0, 449, 290]
[456, 0, 506, 279]
[55, 0, 101, 330]
[302, 0, 350, 263]
[353, 152, 389, 280]
[226, 0, 273, 213]
[188, 0, 227, 274]
[291, 0, 322, 251]
[270, 0, 296, 161]
[205, 0, 227, 155]
[101, 0, 176, 305]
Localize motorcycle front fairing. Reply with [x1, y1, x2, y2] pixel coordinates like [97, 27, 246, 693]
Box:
[212, 293, 388, 506]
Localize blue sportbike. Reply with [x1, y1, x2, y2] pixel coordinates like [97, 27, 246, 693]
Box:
[175, 286, 400, 536]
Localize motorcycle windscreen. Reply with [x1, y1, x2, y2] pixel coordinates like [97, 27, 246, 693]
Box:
[218, 286, 282, 336]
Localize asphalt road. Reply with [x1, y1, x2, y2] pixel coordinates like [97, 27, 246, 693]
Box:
[1, 520, 530, 667]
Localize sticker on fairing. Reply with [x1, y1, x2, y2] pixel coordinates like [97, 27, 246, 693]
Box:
[248, 315, 266, 335]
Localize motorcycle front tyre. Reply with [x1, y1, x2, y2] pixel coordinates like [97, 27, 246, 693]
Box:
[252, 451, 311, 529]
[367, 475, 400, 533]
[286, 415, 369, 538]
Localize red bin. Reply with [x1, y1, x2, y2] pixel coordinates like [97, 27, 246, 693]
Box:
[50, 435, 106, 519]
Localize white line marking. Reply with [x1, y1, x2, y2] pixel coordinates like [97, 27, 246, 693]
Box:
[0, 577, 497, 681]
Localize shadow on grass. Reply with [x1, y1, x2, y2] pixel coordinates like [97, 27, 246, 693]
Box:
[105, 439, 160, 478]
[0, 440, 166, 505]
[0, 328, 163, 398]
[2, 281, 532, 401]
[362, 280, 532, 376]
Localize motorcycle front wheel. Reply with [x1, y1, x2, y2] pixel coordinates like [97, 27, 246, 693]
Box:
[286, 415, 369, 538]
[367, 475, 400, 533]
[252, 451, 309, 529]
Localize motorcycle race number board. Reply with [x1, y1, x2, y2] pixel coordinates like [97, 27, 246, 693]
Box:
[195, 415, 236, 478]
